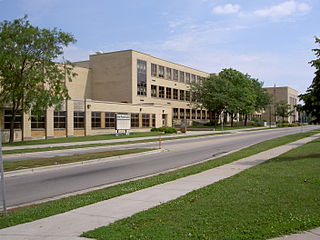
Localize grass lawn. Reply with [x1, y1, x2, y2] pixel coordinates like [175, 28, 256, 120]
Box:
[83, 135, 320, 239]
[3, 132, 165, 147]
[0, 130, 318, 230]
[4, 148, 154, 172]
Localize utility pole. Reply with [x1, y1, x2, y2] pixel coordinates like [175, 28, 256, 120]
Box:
[0, 130, 8, 216]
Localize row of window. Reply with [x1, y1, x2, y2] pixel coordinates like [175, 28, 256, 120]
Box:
[151, 85, 191, 101]
[151, 63, 204, 84]
[3, 110, 156, 129]
[173, 108, 209, 120]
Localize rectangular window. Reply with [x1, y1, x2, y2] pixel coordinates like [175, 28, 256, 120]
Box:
[179, 71, 184, 83]
[152, 114, 156, 127]
[166, 67, 171, 80]
[173, 69, 178, 81]
[202, 110, 206, 120]
[180, 108, 185, 119]
[159, 86, 165, 98]
[180, 90, 185, 101]
[74, 111, 84, 129]
[166, 87, 172, 99]
[151, 63, 157, 77]
[192, 109, 196, 119]
[197, 110, 201, 119]
[105, 112, 115, 128]
[186, 91, 190, 101]
[173, 108, 178, 119]
[142, 113, 150, 128]
[4, 109, 22, 129]
[137, 59, 147, 96]
[54, 111, 66, 129]
[173, 89, 178, 100]
[186, 73, 190, 84]
[158, 65, 164, 78]
[31, 111, 46, 129]
[186, 109, 191, 119]
[191, 74, 196, 83]
[151, 85, 157, 97]
[131, 113, 139, 128]
[197, 76, 201, 85]
[91, 112, 101, 128]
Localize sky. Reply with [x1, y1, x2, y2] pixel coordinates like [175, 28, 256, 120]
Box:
[0, 0, 319, 94]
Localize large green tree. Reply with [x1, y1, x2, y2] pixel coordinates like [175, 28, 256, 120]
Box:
[299, 37, 320, 123]
[0, 16, 76, 143]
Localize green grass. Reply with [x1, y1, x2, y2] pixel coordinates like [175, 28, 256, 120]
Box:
[4, 148, 154, 172]
[83, 135, 320, 240]
[0, 129, 318, 229]
[3, 132, 229, 155]
[189, 125, 262, 130]
[3, 132, 165, 147]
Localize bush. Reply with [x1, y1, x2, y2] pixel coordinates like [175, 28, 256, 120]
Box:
[151, 127, 177, 134]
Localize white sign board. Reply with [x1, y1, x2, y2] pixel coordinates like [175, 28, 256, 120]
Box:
[116, 114, 131, 130]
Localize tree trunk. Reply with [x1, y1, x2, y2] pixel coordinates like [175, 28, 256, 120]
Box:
[244, 114, 248, 126]
[9, 110, 17, 143]
[231, 114, 234, 127]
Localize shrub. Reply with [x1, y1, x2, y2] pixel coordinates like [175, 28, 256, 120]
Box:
[151, 127, 177, 134]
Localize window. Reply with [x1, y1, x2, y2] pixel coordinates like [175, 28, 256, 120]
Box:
[192, 109, 196, 119]
[91, 112, 101, 128]
[173, 108, 178, 119]
[179, 71, 184, 83]
[186, 73, 190, 84]
[191, 74, 196, 83]
[31, 112, 46, 129]
[54, 111, 66, 129]
[131, 113, 139, 128]
[137, 59, 147, 96]
[197, 110, 201, 119]
[186, 109, 191, 119]
[159, 86, 165, 98]
[180, 108, 185, 119]
[105, 112, 115, 128]
[166, 67, 171, 80]
[142, 113, 150, 127]
[197, 76, 201, 85]
[173, 89, 178, 100]
[152, 114, 156, 127]
[74, 111, 84, 129]
[151, 63, 157, 77]
[173, 69, 178, 81]
[202, 110, 206, 120]
[186, 91, 190, 101]
[180, 90, 185, 101]
[166, 87, 172, 99]
[151, 85, 157, 97]
[158, 65, 164, 78]
[4, 109, 22, 129]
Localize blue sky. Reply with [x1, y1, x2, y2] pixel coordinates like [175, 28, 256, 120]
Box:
[0, 0, 319, 94]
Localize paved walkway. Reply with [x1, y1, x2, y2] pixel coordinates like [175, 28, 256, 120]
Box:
[0, 133, 318, 240]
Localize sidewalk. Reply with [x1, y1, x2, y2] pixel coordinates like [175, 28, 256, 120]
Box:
[0, 133, 318, 240]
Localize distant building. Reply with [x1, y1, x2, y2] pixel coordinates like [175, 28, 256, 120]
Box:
[261, 86, 299, 123]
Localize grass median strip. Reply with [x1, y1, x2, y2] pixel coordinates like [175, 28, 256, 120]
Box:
[3, 132, 229, 155]
[83, 133, 320, 240]
[0, 130, 318, 229]
[4, 148, 155, 172]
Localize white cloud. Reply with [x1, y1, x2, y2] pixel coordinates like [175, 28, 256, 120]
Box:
[212, 3, 240, 14]
[253, 0, 311, 18]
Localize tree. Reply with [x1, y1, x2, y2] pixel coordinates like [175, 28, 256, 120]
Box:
[191, 74, 231, 127]
[299, 37, 320, 123]
[275, 100, 292, 123]
[0, 16, 76, 143]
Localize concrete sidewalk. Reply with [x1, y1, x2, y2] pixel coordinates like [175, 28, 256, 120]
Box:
[0, 133, 318, 240]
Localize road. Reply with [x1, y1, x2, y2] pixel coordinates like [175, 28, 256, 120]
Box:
[4, 126, 319, 207]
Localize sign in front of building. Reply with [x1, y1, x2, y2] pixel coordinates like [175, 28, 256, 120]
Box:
[116, 114, 131, 130]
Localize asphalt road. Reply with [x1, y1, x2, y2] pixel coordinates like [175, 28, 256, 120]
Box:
[4, 126, 319, 207]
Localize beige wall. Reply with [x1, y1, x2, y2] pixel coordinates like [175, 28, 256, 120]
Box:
[66, 66, 91, 99]
[89, 51, 133, 103]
